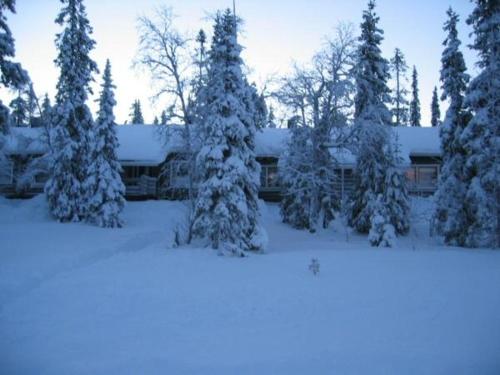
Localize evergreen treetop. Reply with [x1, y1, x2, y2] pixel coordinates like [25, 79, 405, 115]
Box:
[354, 0, 391, 125]
[0, 0, 29, 90]
[54, 0, 97, 106]
[129, 99, 144, 124]
[431, 86, 441, 127]
[409, 65, 421, 127]
[390, 48, 409, 126]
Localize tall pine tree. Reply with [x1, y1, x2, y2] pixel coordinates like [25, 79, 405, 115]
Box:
[390, 48, 409, 126]
[192, 10, 266, 255]
[353, 0, 391, 124]
[45, 0, 98, 222]
[129, 99, 144, 124]
[267, 105, 277, 128]
[409, 65, 421, 127]
[431, 86, 441, 126]
[433, 8, 470, 246]
[279, 125, 315, 230]
[160, 110, 167, 125]
[9, 94, 27, 126]
[348, 0, 409, 241]
[86, 60, 125, 228]
[460, 0, 499, 248]
[0, 0, 29, 134]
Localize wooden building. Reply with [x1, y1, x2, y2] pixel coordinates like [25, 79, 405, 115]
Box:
[0, 125, 442, 202]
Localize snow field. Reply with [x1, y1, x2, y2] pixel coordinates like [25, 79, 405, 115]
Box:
[1, 196, 499, 374]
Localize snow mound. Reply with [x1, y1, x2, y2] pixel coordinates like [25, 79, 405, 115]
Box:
[0, 195, 51, 223]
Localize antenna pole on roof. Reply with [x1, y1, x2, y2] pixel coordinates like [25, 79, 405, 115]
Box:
[232, 0, 237, 36]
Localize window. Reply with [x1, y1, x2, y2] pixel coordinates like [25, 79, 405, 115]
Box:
[170, 160, 189, 187]
[0, 159, 13, 185]
[122, 166, 149, 181]
[34, 173, 49, 185]
[405, 167, 417, 186]
[261, 165, 279, 189]
[418, 166, 438, 187]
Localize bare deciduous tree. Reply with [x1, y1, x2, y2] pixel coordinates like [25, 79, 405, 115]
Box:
[277, 24, 357, 230]
[135, 6, 194, 125]
[135, 6, 200, 238]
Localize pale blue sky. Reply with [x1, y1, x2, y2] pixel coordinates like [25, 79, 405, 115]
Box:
[2, 0, 476, 125]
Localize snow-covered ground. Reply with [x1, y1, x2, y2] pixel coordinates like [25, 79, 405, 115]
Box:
[1, 196, 499, 375]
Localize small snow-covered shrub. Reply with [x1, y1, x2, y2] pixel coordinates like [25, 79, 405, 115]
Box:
[309, 258, 320, 276]
[368, 196, 396, 248]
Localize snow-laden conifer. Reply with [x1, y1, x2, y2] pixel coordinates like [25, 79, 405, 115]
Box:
[279, 125, 315, 230]
[348, 0, 409, 236]
[0, 0, 29, 135]
[129, 100, 144, 124]
[368, 194, 396, 247]
[353, 0, 392, 124]
[348, 121, 388, 233]
[267, 105, 277, 128]
[460, 0, 499, 248]
[0, 0, 28, 92]
[9, 94, 27, 126]
[384, 134, 410, 235]
[45, 0, 98, 222]
[433, 8, 470, 246]
[192, 10, 266, 255]
[86, 60, 125, 228]
[390, 48, 409, 126]
[431, 86, 441, 127]
[243, 81, 267, 130]
[409, 66, 421, 127]
[160, 110, 167, 125]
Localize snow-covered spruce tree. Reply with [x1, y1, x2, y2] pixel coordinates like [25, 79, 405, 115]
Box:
[348, 122, 388, 233]
[41, 94, 52, 119]
[348, 0, 398, 234]
[0, 100, 9, 134]
[459, 0, 499, 248]
[129, 100, 144, 124]
[86, 60, 125, 228]
[0, 0, 29, 135]
[368, 194, 396, 247]
[39, 94, 53, 141]
[192, 10, 266, 255]
[9, 94, 27, 126]
[278, 25, 355, 232]
[409, 66, 421, 127]
[45, 0, 98, 222]
[431, 86, 441, 127]
[160, 110, 167, 125]
[352, 1, 391, 123]
[433, 8, 470, 246]
[384, 133, 410, 235]
[279, 125, 315, 230]
[390, 48, 409, 126]
[267, 105, 277, 128]
[243, 81, 267, 130]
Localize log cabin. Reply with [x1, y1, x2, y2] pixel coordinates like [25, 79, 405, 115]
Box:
[0, 125, 441, 202]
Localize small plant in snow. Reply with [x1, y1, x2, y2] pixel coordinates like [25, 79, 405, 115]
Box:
[368, 195, 396, 248]
[309, 258, 320, 276]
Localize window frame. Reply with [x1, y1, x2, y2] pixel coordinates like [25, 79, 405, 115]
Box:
[260, 164, 279, 190]
[0, 158, 14, 185]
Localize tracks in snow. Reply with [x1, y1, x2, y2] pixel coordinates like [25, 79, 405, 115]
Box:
[0, 230, 166, 312]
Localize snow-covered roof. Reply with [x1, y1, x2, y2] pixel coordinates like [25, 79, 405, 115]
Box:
[394, 126, 441, 158]
[2, 125, 441, 166]
[114, 125, 169, 166]
[3, 127, 46, 155]
[255, 128, 289, 157]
